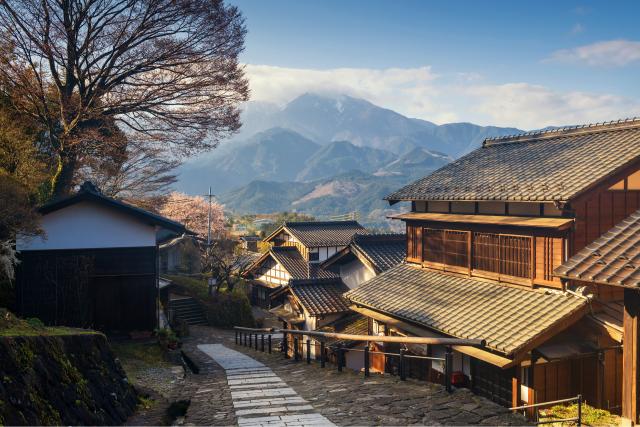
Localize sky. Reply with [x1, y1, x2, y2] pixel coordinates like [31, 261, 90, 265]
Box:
[230, 0, 640, 129]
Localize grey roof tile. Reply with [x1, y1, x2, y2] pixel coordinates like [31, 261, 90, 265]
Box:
[386, 119, 640, 203]
[345, 263, 587, 355]
[283, 221, 367, 247]
[291, 282, 351, 315]
[351, 233, 406, 272]
[555, 209, 640, 287]
[270, 246, 339, 282]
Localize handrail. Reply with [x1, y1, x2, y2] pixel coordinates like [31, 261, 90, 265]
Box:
[510, 395, 582, 426]
[279, 328, 485, 346]
[234, 326, 276, 333]
[509, 396, 579, 411]
[233, 326, 485, 347]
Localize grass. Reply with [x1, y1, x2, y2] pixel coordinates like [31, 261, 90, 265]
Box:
[539, 403, 620, 426]
[164, 274, 209, 300]
[0, 309, 99, 337]
[110, 340, 171, 378]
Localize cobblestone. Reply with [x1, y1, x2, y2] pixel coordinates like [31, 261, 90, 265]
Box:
[179, 326, 530, 426]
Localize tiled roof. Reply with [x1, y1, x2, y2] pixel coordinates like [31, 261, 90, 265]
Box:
[291, 282, 351, 316]
[555, 209, 640, 287]
[345, 263, 587, 355]
[351, 234, 406, 272]
[318, 313, 368, 347]
[386, 118, 640, 203]
[270, 247, 339, 282]
[283, 221, 367, 247]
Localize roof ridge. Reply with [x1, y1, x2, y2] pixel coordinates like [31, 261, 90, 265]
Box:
[285, 220, 361, 226]
[483, 117, 640, 146]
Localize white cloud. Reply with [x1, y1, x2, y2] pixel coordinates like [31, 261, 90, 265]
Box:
[245, 64, 640, 129]
[464, 83, 640, 129]
[570, 23, 585, 35]
[548, 39, 640, 67]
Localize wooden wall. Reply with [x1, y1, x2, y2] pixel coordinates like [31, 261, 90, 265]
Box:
[405, 221, 566, 288]
[573, 190, 640, 254]
[532, 350, 622, 414]
[16, 247, 157, 332]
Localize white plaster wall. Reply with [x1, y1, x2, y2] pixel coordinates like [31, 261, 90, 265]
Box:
[17, 201, 156, 251]
[339, 258, 376, 289]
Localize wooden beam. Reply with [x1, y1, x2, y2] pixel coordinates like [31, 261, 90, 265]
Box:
[623, 288, 640, 424]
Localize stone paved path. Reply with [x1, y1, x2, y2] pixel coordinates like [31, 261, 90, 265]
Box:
[198, 344, 334, 426]
[181, 326, 529, 426]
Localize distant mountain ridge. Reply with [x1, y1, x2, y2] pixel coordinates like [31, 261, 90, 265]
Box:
[175, 92, 526, 224]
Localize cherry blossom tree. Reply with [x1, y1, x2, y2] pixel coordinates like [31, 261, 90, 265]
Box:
[159, 192, 225, 239]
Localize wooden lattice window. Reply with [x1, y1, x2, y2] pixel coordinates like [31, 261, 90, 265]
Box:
[423, 228, 469, 268]
[406, 224, 422, 262]
[472, 232, 531, 279]
[423, 228, 444, 264]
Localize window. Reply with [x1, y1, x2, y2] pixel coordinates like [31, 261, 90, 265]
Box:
[472, 232, 531, 279]
[308, 249, 319, 262]
[407, 225, 422, 262]
[423, 228, 469, 268]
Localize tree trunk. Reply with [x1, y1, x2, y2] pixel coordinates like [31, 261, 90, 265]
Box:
[50, 149, 78, 200]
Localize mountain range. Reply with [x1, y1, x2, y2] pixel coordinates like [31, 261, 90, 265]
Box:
[176, 93, 525, 225]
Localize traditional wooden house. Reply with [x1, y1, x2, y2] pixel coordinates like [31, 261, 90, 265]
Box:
[243, 220, 366, 307]
[159, 234, 202, 274]
[321, 233, 406, 289]
[16, 182, 187, 332]
[239, 235, 261, 252]
[555, 209, 640, 424]
[345, 119, 640, 414]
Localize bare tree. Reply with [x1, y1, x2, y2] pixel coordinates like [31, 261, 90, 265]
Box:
[201, 238, 248, 293]
[0, 0, 249, 199]
[77, 139, 179, 201]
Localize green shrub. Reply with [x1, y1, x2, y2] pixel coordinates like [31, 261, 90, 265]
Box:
[539, 402, 619, 426]
[202, 289, 255, 328]
[165, 275, 255, 328]
[26, 317, 45, 328]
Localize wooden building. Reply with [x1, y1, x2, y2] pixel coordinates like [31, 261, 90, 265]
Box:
[159, 234, 202, 274]
[243, 220, 366, 307]
[556, 209, 640, 423]
[321, 233, 406, 289]
[345, 119, 640, 415]
[16, 182, 187, 332]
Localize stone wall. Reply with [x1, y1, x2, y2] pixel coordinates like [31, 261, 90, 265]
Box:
[0, 333, 137, 425]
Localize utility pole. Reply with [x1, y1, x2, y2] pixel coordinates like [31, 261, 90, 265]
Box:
[207, 186, 212, 247]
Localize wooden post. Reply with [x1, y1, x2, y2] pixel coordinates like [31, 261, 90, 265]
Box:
[577, 394, 583, 427]
[306, 339, 311, 364]
[261, 334, 265, 352]
[235, 330, 238, 345]
[338, 344, 344, 372]
[249, 332, 252, 348]
[294, 337, 300, 361]
[268, 334, 272, 354]
[254, 333, 258, 350]
[320, 341, 325, 368]
[364, 343, 370, 377]
[445, 346, 453, 393]
[623, 288, 640, 424]
[399, 348, 406, 381]
[244, 332, 247, 346]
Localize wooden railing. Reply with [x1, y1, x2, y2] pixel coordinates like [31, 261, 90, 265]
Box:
[510, 395, 583, 426]
[233, 326, 485, 393]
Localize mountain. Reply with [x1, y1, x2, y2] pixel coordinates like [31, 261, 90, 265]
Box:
[296, 141, 397, 181]
[219, 171, 410, 226]
[177, 128, 320, 194]
[231, 93, 523, 157]
[376, 147, 453, 180]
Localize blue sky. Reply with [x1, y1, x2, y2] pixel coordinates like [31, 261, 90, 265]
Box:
[231, 0, 640, 129]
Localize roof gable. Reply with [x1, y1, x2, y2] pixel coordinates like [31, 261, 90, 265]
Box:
[41, 181, 186, 234]
[323, 233, 406, 273]
[265, 220, 367, 247]
[386, 118, 640, 203]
